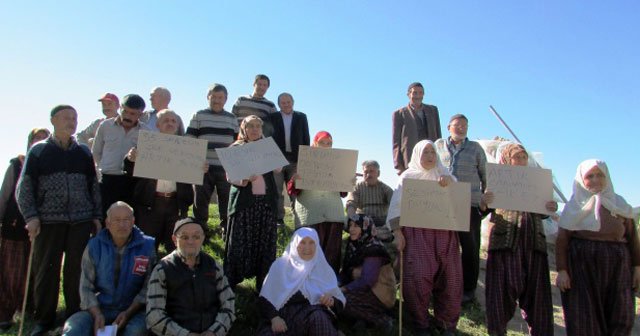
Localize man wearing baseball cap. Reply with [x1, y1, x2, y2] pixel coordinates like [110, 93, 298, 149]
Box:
[92, 94, 146, 217]
[77, 93, 120, 146]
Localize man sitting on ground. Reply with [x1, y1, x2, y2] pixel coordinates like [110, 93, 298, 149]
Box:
[63, 201, 155, 336]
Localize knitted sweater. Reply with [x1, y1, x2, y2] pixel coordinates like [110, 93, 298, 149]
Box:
[16, 136, 102, 224]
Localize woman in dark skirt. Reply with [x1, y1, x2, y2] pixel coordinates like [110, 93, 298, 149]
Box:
[224, 115, 279, 292]
[258, 227, 345, 336]
[482, 144, 557, 336]
[0, 128, 49, 330]
[339, 214, 395, 332]
[556, 159, 640, 335]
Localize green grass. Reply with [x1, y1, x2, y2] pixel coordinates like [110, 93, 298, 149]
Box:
[2, 205, 524, 336]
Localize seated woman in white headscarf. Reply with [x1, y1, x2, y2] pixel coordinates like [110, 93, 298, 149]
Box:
[556, 159, 640, 336]
[386, 140, 461, 336]
[257, 227, 346, 336]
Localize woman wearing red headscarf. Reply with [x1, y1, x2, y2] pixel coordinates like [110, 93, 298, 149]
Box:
[287, 131, 348, 273]
[481, 143, 557, 336]
[556, 159, 640, 335]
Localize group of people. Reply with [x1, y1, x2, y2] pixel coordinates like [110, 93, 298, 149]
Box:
[0, 76, 637, 336]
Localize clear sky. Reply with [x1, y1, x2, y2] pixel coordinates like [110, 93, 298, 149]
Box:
[1, 1, 638, 206]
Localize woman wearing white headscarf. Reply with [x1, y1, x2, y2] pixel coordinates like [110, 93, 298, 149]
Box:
[556, 159, 640, 335]
[257, 227, 345, 335]
[386, 140, 461, 336]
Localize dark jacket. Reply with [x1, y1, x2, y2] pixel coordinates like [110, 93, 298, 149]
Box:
[270, 111, 310, 163]
[16, 136, 102, 224]
[123, 158, 193, 216]
[488, 209, 548, 253]
[1, 157, 28, 240]
[88, 226, 155, 312]
[228, 171, 278, 216]
[392, 104, 441, 172]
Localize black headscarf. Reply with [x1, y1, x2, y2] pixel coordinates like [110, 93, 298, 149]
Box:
[340, 214, 390, 284]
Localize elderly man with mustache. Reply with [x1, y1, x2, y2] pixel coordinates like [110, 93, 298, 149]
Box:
[92, 94, 146, 217]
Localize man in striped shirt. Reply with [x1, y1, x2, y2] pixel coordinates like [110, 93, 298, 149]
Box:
[185, 84, 239, 237]
[231, 74, 277, 137]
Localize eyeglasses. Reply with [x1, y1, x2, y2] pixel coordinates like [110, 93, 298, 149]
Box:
[177, 234, 203, 241]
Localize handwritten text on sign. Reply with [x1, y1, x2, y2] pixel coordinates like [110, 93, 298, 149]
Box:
[400, 179, 471, 231]
[133, 130, 208, 185]
[486, 163, 553, 214]
[215, 137, 289, 181]
[296, 146, 358, 192]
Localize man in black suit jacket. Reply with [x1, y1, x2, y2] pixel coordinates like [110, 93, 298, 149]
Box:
[270, 92, 310, 223]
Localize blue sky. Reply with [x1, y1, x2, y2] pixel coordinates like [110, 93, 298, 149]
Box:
[1, 1, 638, 206]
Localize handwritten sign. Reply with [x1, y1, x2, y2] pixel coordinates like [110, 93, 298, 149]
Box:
[400, 179, 471, 231]
[133, 130, 207, 185]
[486, 163, 553, 214]
[215, 137, 289, 181]
[296, 146, 358, 192]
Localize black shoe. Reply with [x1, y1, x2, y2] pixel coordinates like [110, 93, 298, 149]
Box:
[413, 327, 432, 336]
[462, 290, 475, 304]
[30, 323, 52, 336]
[0, 322, 12, 331]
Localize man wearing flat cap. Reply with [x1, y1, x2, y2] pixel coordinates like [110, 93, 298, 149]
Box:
[434, 114, 487, 304]
[146, 217, 236, 336]
[77, 92, 120, 147]
[16, 105, 102, 335]
[92, 94, 146, 217]
[392, 82, 442, 175]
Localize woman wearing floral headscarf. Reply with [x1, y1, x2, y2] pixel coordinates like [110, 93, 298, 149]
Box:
[386, 139, 461, 336]
[481, 143, 557, 336]
[339, 214, 395, 331]
[258, 227, 345, 336]
[556, 159, 640, 335]
[225, 115, 279, 292]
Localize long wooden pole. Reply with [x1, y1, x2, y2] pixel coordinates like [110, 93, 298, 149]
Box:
[398, 250, 403, 336]
[489, 105, 568, 203]
[18, 241, 35, 336]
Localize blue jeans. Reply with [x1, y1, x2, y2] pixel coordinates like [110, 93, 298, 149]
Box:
[63, 309, 146, 336]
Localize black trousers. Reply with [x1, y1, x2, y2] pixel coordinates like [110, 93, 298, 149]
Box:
[32, 221, 92, 325]
[273, 161, 297, 221]
[136, 196, 180, 252]
[193, 166, 230, 234]
[458, 206, 483, 293]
